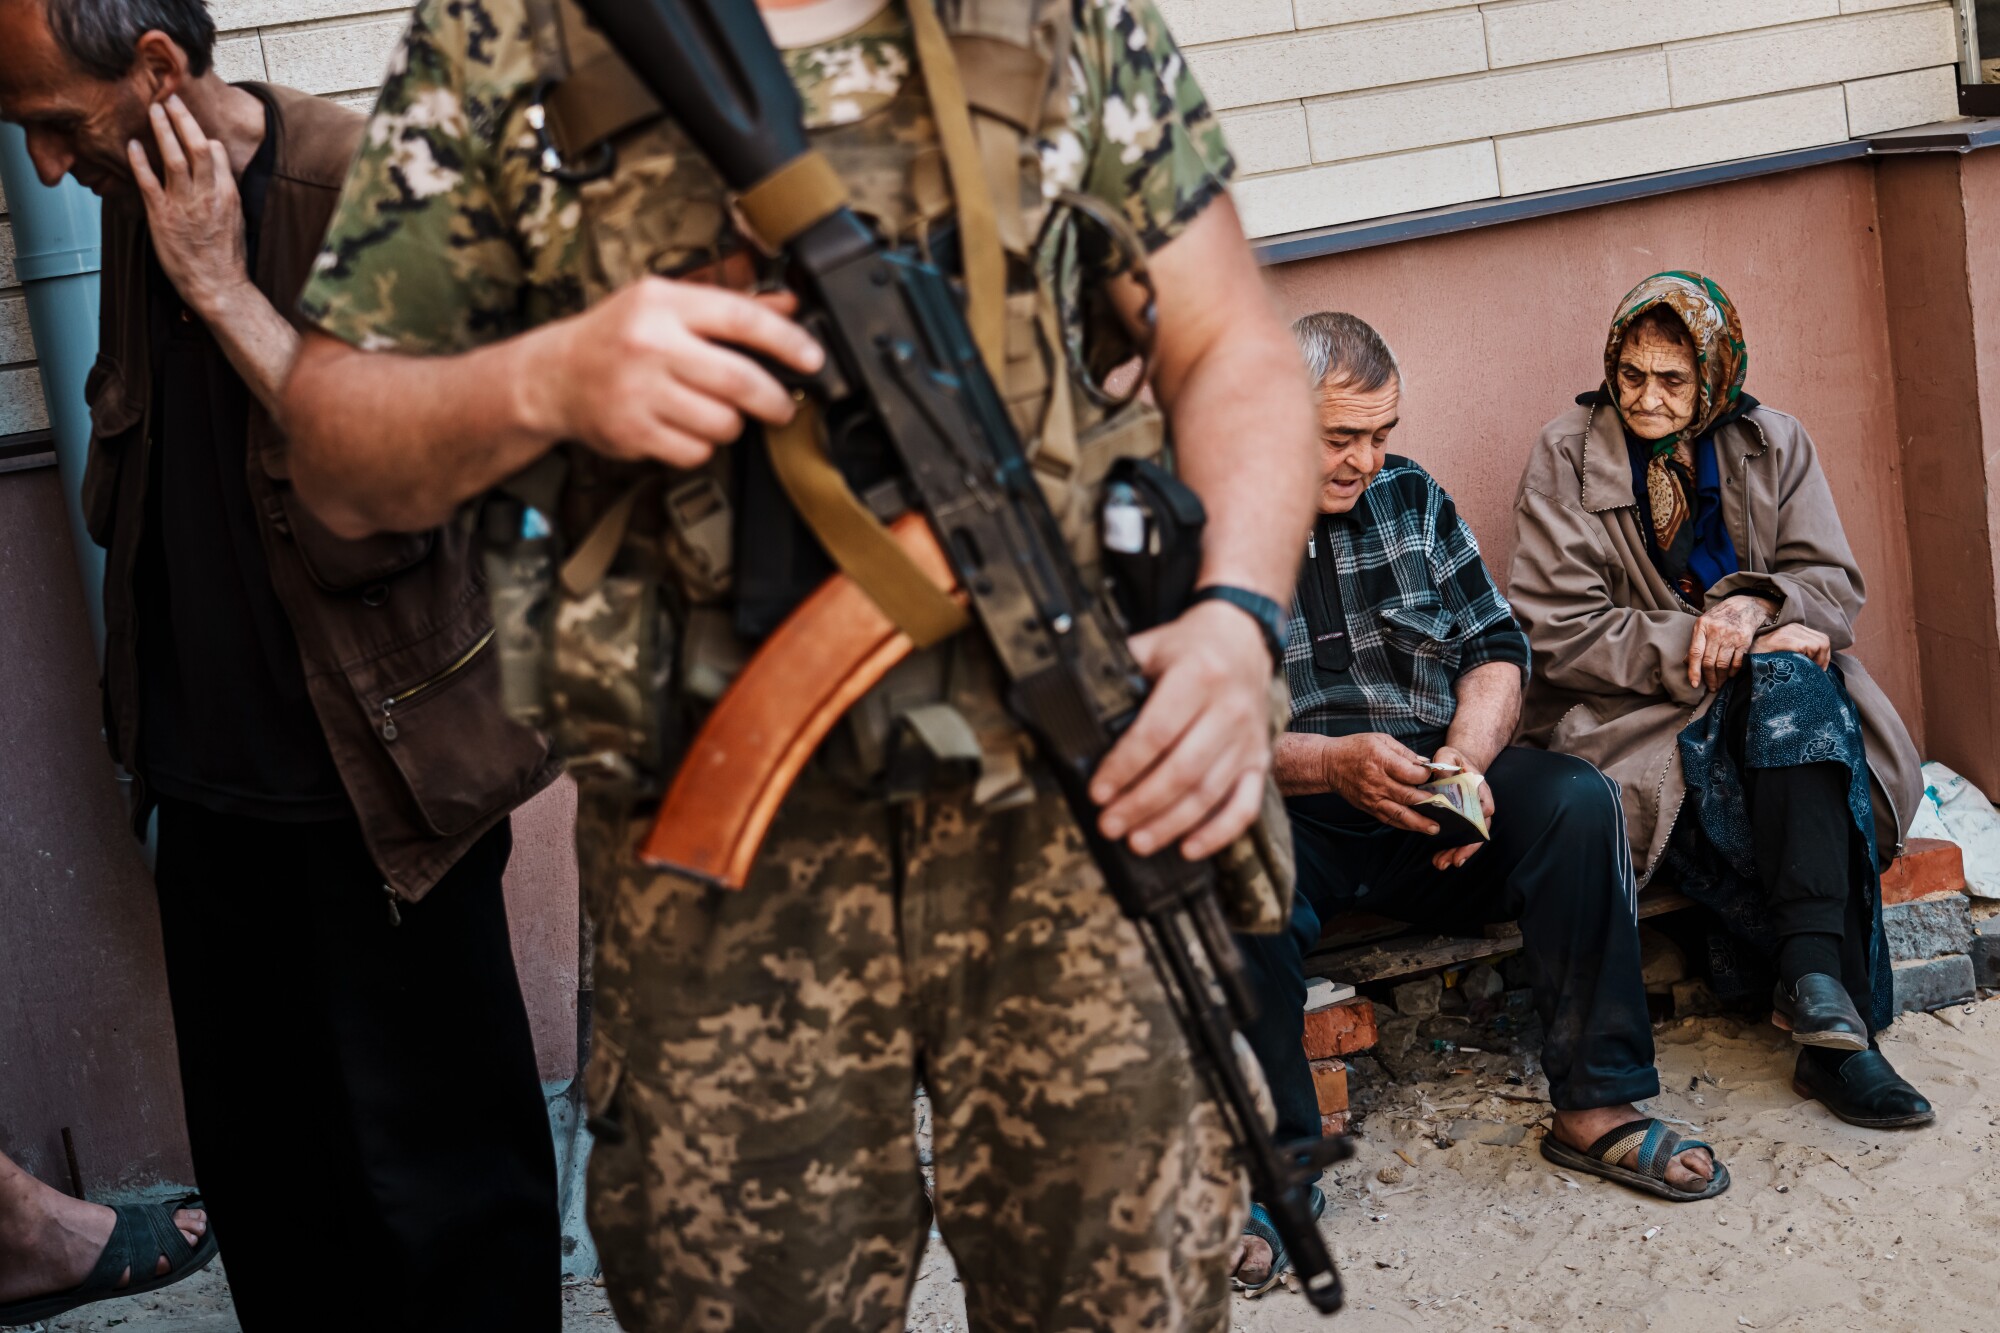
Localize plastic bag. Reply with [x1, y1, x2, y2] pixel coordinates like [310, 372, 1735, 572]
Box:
[1909, 762, 2000, 899]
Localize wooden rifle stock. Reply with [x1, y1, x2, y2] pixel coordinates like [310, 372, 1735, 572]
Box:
[638, 513, 963, 886]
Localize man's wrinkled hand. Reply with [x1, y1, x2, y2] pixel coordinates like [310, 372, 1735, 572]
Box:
[529, 277, 824, 468]
[127, 96, 250, 319]
[1752, 622, 1832, 669]
[1428, 744, 1492, 870]
[1687, 594, 1774, 692]
[1090, 600, 1276, 861]
[1321, 733, 1439, 837]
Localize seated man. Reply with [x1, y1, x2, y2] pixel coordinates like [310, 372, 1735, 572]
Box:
[1234, 313, 1725, 1295]
[1509, 272, 1933, 1131]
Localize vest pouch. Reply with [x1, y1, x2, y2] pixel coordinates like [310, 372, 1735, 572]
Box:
[1099, 455, 1204, 634]
[81, 355, 138, 547]
[345, 612, 550, 838]
[1062, 399, 1169, 572]
[274, 488, 436, 594]
[546, 574, 674, 776]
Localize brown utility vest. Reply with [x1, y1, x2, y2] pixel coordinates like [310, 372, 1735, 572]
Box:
[507, 0, 1292, 928]
[82, 84, 558, 901]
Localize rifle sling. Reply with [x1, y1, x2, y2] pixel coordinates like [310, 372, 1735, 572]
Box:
[736, 152, 851, 250]
[906, 0, 1007, 385]
[766, 402, 969, 649]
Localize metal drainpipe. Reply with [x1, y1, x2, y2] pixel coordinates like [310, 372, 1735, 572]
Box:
[0, 122, 106, 664]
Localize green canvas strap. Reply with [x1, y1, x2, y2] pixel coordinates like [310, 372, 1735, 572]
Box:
[766, 401, 968, 648]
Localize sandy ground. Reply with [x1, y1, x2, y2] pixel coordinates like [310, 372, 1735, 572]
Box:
[17, 1002, 1995, 1333]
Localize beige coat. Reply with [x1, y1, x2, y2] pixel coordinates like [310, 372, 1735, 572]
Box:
[1509, 402, 1922, 885]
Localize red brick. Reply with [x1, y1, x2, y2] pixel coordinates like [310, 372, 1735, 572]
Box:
[1320, 1112, 1350, 1136]
[1881, 838, 1966, 906]
[1310, 1058, 1348, 1115]
[1301, 998, 1378, 1061]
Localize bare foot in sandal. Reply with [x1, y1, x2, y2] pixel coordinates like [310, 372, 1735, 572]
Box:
[1552, 1104, 1713, 1193]
[0, 1151, 207, 1303]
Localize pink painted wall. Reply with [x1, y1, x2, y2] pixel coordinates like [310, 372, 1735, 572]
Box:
[1262, 160, 1926, 743]
[1, 466, 579, 1196]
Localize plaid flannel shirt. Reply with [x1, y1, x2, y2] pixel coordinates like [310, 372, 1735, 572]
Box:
[1285, 457, 1529, 747]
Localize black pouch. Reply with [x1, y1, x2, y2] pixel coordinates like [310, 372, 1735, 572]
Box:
[1099, 456, 1205, 632]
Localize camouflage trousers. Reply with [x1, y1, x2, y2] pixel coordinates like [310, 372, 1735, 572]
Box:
[573, 766, 1250, 1332]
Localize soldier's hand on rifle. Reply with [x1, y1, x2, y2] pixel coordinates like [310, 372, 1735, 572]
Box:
[537, 277, 824, 466]
[1088, 599, 1277, 861]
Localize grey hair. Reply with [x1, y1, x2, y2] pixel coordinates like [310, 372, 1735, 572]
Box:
[44, 0, 216, 79]
[1291, 311, 1400, 394]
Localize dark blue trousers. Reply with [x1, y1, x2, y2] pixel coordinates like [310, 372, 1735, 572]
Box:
[1237, 747, 1661, 1162]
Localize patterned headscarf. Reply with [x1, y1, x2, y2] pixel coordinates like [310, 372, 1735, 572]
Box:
[1604, 272, 1748, 561]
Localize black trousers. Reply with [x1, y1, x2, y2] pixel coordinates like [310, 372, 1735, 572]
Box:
[152, 801, 560, 1333]
[1239, 747, 1660, 1161]
[1722, 687, 1878, 1014]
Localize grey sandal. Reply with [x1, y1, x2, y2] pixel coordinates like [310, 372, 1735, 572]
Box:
[1539, 1119, 1729, 1202]
[0, 1194, 217, 1326]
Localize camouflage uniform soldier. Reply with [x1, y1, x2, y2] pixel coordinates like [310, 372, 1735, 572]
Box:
[282, 0, 1320, 1327]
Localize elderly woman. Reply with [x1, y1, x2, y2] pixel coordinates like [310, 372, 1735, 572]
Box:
[1510, 272, 1933, 1135]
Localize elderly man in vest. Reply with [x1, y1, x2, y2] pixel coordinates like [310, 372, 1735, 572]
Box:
[279, 0, 1318, 1326]
[1230, 312, 1729, 1294]
[0, 2, 561, 1330]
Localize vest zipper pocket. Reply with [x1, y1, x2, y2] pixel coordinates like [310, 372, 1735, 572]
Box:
[379, 628, 495, 742]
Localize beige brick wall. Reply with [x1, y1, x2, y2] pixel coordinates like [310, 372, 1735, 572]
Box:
[1177, 0, 1965, 238]
[0, 0, 403, 436]
[0, 0, 1973, 434]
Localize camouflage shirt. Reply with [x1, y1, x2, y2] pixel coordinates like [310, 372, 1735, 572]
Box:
[299, 0, 1235, 354]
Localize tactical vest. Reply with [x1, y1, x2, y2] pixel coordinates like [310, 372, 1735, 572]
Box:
[490, 0, 1291, 928]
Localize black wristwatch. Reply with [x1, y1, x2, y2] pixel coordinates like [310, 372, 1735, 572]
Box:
[1188, 585, 1287, 671]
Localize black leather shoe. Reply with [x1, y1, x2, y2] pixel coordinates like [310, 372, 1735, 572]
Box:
[1771, 974, 1869, 1051]
[1793, 1049, 1934, 1129]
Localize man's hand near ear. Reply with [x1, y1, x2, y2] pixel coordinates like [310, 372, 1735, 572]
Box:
[127, 94, 296, 414]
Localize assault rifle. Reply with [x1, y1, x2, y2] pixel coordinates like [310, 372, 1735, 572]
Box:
[573, 0, 1349, 1310]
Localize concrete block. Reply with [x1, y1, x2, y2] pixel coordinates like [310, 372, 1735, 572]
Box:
[1155, 0, 1292, 47]
[210, 33, 268, 84]
[1484, 0, 1837, 70]
[1666, 8, 1958, 109]
[1640, 926, 1688, 992]
[211, 0, 405, 32]
[1496, 86, 1848, 197]
[1219, 105, 1313, 177]
[1973, 916, 2000, 990]
[1883, 892, 1974, 962]
[1390, 973, 1442, 1017]
[0, 294, 31, 364]
[1672, 978, 1724, 1016]
[1186, 11, 1488, 111]
[1310, 1058, 1349, 1114]
[1841, 0, 1936, 11]
[1306, 51, 1669, 163]
[1, 218, 16, 288]
[1232, 139, 1498, 238]
[1892, 953, 1975, 1013]
[1292, 0, 1469, 29]
[262, 16, 408, 96]
[1881, 837, 1967, 906]
[1302, 998, 1379, 1061]
[1846, 65, 1962, 138]
[0, 365, 50, 438]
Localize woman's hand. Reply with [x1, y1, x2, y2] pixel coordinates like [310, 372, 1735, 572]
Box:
[1687, 594, 1775, 692]
[1752, 622, 1832, 669]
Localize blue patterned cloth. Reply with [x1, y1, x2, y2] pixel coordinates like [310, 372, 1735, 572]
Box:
[1670, 652, 1892, 1031]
